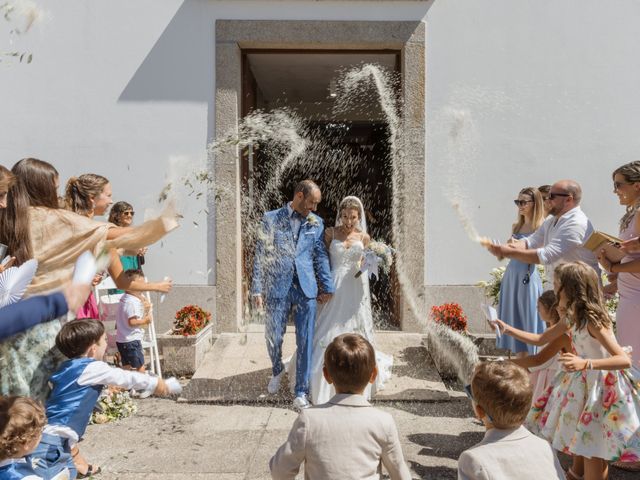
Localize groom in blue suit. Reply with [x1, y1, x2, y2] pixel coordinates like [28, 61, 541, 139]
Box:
[252, 180, 334, 408]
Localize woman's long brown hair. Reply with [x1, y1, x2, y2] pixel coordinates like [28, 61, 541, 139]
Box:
[0, 158, 59, 264]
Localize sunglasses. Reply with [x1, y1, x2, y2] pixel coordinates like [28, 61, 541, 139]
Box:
[122, 211, 135, 217]
[513, 200, 533, 207]
[614, 181, 633, 190]
[548, 192, 571, 200]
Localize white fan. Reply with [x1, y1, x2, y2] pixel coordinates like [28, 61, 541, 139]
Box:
[0, 259, 38, 308]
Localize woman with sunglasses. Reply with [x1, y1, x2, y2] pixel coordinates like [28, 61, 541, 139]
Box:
[496, 187, 546, 358]
[109, 201, 146, 271]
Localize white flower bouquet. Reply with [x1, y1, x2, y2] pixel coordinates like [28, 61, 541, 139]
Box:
[355, 240, 394, 279]
[477, 264, 546, 306]
[90, 389, 137, 425]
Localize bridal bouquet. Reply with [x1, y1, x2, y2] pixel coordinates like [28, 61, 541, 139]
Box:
[355, 240, 394, 279]
[90, 389, 137, 425]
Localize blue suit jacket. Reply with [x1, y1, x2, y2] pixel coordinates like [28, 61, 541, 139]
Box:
[251, 206, 334, 300]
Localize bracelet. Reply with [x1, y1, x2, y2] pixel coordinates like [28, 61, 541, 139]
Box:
[584, 359, 592, 370]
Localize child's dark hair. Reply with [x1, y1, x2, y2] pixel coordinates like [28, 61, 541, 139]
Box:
[124, 268, 144, 280]
[0, 396, 46, 461]
[538, 290, 560, 324]
[471, 361, 532, 429]
[56, 319, 105, 358]
[324, 333, 376, 393]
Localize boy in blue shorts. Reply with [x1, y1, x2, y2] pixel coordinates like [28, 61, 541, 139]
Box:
[116, 269, 151, 372]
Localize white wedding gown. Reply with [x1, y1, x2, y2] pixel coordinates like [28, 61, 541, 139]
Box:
[308, 238, 393, 405]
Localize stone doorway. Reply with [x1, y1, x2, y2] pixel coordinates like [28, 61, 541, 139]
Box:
[240, 50, 402, 329]
[214, 20, 425, 333]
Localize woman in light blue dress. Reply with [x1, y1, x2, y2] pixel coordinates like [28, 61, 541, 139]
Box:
[497, 187, 546, 356]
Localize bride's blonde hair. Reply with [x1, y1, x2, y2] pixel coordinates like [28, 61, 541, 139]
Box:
[339, 197, 362, 217]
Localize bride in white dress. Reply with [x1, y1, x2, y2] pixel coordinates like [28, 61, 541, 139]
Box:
[308, 196, 393, 405]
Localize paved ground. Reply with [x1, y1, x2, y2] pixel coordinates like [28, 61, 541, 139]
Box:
[183, 331, 451, 403]
[81, 330, 637, 479]
[82, 396, 637, 479]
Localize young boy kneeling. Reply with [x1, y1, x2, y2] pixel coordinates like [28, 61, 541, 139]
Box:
[15, 319, 177, 479]
[458, 361, 565, 480]
[270, 333, 411, 480]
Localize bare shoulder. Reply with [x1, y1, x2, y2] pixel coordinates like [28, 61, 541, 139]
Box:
[324, 227, 334, 239]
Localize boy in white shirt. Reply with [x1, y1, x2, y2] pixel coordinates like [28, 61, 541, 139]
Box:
[116, 269, 151, 372]
[15, 318, 178, 479]
[458, 361, 565, 480]
[270, 333, 411, 480]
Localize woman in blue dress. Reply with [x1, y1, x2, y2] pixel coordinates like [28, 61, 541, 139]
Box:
[497, 187, 546, 357]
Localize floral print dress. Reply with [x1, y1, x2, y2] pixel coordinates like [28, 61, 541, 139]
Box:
[527, 324, 640, 461]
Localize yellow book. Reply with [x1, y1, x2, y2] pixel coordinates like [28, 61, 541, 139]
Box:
[584, 231, 625, 263]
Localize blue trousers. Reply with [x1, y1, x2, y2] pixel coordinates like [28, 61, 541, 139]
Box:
[265, 279, 316, 397]
[15, 432, 76, 479]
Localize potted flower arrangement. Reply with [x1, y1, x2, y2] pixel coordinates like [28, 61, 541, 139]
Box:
[157, 304, 214, 375]
[427, 302, 478, 380]
[173, 304, 211, 336]
[430, 302, 468, 333]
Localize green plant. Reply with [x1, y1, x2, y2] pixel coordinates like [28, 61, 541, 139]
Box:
[477, 264, 546, 306]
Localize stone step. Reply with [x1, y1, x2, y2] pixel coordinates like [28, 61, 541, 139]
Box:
[471, 333, 510, 356]
[180, 329, 452, 403]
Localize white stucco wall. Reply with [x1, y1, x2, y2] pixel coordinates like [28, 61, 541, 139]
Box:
[425, 0, 640, 285]
[1, 0, 637, 286]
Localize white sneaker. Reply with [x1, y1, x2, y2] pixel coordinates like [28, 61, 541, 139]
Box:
[293, 394, 310, 410]
[267, 371, 284, 394]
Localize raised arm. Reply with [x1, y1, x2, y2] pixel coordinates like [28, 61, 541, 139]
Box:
[0, 284, 92, 340]
[494, 317, 569, 346]
[107, 250, 172, 293]
[510, 334, 570, 369]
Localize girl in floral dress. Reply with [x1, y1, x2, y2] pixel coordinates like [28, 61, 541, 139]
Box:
[524, 262, 640, 480]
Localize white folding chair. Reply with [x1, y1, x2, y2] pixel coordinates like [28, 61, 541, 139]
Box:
[94, 276, 162, 375]
[143, 278, 162, 377]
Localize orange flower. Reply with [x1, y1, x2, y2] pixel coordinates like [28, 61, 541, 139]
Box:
[173, 304, 212, 335]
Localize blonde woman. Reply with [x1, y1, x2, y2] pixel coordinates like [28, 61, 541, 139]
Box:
[497, 187, 546, 357]
[598, 162, 640, 371]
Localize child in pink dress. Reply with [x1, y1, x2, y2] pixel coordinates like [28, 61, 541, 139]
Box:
[526, 291, 562, 403]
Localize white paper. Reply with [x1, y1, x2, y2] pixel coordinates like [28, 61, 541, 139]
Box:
[160, 276, 171, 303]
[165, 377, 182, 395]
[480, 303, 501, 338]
[72, 251, 97, 285]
